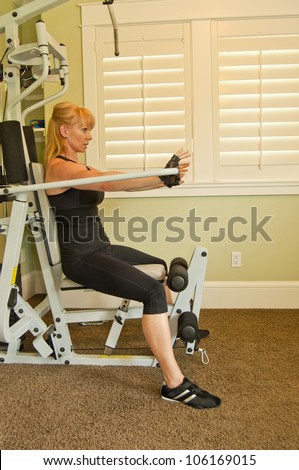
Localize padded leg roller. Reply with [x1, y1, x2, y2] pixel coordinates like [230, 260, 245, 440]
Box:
[167, 257, 188, 292]
[177, 311, 200, 348]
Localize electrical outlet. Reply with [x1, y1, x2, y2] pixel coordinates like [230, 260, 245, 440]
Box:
[231, 251, 241, 267]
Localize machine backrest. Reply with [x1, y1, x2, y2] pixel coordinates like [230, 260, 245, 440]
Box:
[29, 162, 61, 267]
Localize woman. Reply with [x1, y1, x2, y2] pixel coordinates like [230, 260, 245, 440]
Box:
[45, 101, 221, 409]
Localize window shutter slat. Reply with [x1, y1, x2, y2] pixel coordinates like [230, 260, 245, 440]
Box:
[216, 19, 299, 172]
[97, 23, 191, 170]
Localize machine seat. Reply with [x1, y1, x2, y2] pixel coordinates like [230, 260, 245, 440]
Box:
[60, 264, 167, 291]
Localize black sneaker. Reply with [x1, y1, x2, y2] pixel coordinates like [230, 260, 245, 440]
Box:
[161, 377, 221, 409]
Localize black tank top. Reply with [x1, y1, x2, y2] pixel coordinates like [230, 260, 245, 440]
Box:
[48, 155, 110, 258]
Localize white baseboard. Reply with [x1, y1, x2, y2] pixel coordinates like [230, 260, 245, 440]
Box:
[21, 270, 46, 301]
[22, 272, 299, 309]
[202, 281, 299, 309]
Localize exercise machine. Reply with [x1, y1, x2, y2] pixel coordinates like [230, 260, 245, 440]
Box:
[0, 0, 209, 367]
[0, 153, 209, 366]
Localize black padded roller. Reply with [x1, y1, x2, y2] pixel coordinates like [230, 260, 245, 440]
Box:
[23, 125, 38, 163]
[177, 311, 200, 344]
[167, 257, 189, 292]
[0, 121, 28, 183]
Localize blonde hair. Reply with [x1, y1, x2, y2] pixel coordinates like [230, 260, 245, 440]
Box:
[44, 102, 95, 163]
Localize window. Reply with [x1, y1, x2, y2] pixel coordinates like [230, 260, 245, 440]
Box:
[81, 5, 299, 195]
[212, 18, 299, 182]
[95, 23, 192, 174]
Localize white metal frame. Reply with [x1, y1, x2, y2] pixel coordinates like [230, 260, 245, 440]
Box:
[0, 0, 208, 367]
[2, 2, 69, 124]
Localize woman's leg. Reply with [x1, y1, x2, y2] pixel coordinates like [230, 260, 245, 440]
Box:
[142, 312, 184, 388]
[62, 247, 169, 313]
[143, 312, 221, 408]
[62, 247, 220, 407]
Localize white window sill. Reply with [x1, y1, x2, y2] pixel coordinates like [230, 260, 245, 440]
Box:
[104, 180, 299, 198]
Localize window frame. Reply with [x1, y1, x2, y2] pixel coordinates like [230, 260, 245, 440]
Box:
[81, 5, 299, 197]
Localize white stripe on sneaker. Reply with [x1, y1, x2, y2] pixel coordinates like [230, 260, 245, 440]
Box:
[184, 394, 197, 403]
[173, 389, 190, 400]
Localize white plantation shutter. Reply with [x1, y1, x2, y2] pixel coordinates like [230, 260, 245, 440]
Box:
[96, 23, 191, 171]
[82, 8, 299, 194]
[214, 18, 299, 181]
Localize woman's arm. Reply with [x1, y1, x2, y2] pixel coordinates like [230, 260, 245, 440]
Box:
[45, 149, 190, 195]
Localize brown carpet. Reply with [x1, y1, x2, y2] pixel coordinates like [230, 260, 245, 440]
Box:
[0, 308, 298, 450]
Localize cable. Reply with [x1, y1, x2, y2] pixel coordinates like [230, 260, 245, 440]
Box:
[103, 0, 120, 56]
[0, 48, 9, 64]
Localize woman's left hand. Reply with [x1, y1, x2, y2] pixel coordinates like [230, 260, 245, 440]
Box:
[174, 148, 191, 183]
[160, 148, 191, 187]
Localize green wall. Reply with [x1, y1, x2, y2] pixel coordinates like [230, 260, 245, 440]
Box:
[101, 195, 299, 281]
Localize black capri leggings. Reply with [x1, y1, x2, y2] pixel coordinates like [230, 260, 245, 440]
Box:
[61, 245, 168, 314]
